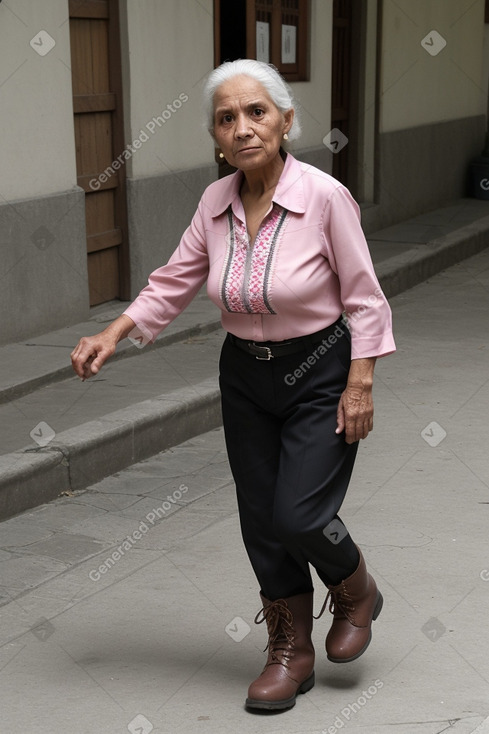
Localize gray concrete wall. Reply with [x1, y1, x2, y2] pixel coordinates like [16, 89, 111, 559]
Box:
[361, 115, 487, 233]
[126, 164, 216, 296]
[0, 189, 89, 345]
[296, 145, 332, 173]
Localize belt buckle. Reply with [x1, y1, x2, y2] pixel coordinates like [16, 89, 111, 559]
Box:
[249, 343, 273, 360]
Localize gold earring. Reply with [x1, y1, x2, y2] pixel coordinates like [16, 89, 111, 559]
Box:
[283, 133, 289, 141]
[219, 152, 225, 159]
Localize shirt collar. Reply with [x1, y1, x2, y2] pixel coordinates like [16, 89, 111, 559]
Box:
[210, 153, 306, 218]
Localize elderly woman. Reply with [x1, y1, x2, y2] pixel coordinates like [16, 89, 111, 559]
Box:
[71, 59, 395, 712]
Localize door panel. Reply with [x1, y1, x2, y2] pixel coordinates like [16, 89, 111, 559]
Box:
[69, 0, 129, 306]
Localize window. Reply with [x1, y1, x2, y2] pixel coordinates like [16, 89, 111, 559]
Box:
[214, 0, 309, 81]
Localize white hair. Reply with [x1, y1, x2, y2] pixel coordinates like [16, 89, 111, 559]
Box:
[203, 59, 301, 141]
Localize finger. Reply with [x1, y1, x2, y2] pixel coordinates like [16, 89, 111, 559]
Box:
[88, 356, 102, 375]
[358, 416, 373, 441]
[81, 354, 94, 376]
[89, 342, 115, 374]
[345, 414, 365, 444]
[72, 356, 88, 379]
[71, 338, 88, 360]
[72, 346, 98, 379]
[343, 415, 356, 444]
[335, 399, 345, 434]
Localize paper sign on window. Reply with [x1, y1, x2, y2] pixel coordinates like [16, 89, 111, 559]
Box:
[281, 24, 296, 64]
[256, 21, 270, 63]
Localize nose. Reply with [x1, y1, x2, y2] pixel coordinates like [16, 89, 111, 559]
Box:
[234, 113, 253, 139]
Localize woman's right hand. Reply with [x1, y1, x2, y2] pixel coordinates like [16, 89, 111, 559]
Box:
[70, 332, 117, 380]
[70, 315, 137, 381]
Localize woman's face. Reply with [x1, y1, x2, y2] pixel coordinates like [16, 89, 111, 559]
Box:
[212, 75, 293, 173]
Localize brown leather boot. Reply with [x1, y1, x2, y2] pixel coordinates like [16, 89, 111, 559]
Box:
[246, 592, 315, 710]
[319, 549, 383, 663]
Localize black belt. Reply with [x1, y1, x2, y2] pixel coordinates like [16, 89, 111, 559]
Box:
[227, 317, 346, 360]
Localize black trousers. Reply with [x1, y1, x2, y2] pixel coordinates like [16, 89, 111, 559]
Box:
[219, 324, 361, 601]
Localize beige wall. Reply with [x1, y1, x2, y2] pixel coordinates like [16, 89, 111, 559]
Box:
[380, 0, 487, 132]
[122, 0, 215, 177]
[121, 0, 333, 177]
[0, 0, 77, 200]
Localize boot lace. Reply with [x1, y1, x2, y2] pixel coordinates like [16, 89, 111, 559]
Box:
[254, 599, 296, 668]
[314, 584, 356, 624]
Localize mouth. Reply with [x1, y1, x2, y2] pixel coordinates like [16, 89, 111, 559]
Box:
[236, 146, 260, 154]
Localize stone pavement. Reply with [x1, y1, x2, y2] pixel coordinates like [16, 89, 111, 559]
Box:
[0, 248, 488, 733]
[0, 197, 488, 520]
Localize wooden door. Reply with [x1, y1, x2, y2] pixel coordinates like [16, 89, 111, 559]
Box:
[69, 0, 129, 305]
[331, 0, 352, 185]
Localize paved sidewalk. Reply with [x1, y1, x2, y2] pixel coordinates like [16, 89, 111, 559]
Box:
[0, 197, 488, 520]
[0, 248, 488, 733]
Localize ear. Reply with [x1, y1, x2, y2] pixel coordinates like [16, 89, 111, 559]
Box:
[283, 108, 294, 136]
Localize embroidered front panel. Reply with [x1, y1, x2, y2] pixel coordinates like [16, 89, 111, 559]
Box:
[220, 205, 288, 314]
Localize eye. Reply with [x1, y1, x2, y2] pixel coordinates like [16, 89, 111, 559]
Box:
[253, 108, 265, 117]
[221, 113, 233, 123]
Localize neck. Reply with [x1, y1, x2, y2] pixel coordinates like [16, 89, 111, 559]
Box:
[241, 151, 286, 198]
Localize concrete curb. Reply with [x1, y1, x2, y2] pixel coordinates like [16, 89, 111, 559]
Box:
[0, 317, 221, 406]
[0, 379, 221, 519]
[376, 215, 489, 298]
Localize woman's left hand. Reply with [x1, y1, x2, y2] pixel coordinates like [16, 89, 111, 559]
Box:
[336, 357, 376, 444]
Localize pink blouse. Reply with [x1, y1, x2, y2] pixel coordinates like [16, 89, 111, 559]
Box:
[124, 153, 395, 359]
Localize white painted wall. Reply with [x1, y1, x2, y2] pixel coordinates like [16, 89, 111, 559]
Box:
[122, 0, 333, 177]
[0, 0, 77, 200]
[380, 0, 487, 132]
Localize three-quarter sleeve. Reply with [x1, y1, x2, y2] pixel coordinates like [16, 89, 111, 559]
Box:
[322, 186, 396, 359]
[123, 200, 210, 342]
